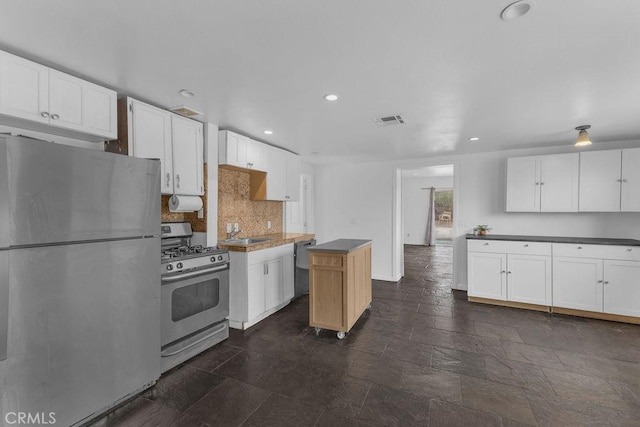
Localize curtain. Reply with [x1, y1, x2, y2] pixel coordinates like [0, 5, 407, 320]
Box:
[425, 187, 436, 246]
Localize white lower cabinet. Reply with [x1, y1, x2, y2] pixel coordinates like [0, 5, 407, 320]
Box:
[467, 240, 552, 305]
[603, 260, 640, 317]
[229, 243, 294, 329]
[552, 256, 603, 312]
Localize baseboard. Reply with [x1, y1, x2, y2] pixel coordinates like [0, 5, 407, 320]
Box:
[228, 299, 293, 330]
[468, 297, 550, 313]
[373, 274, 401, 282]
[451, 283, 467, 291]
[552, 307, 640, 325]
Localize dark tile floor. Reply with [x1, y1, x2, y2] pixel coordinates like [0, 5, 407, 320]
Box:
[92, 245, 640, 426]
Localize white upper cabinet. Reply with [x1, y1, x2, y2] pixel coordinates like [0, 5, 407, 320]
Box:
[0, 52, 49, 123]
[130, 99, 173, 194]
[579, 150, 622, 212]
[285, 151, 301, 201]
[0, 49, 116, 140]
[171, 115, 204, 196]
[579, 149, 640, 212]
[219, 129, 301, 201]
[218, 130, 247, 168]
[506, 153, 579, 212]
[620, 148, 640, 212]
[118, 98, 203, 196]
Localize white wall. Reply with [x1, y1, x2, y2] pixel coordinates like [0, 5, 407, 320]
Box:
[314, 162, 396, 281]
[314, 139, 640, 287]
[285, 162, 315, 233]
[402, 176, 453, 245]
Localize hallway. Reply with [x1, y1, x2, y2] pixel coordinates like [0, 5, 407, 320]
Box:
[94, 245, 640, 426]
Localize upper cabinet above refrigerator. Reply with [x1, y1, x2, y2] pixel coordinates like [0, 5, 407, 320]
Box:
[105, 97, 204, 196]
[0, 49, 117, 141]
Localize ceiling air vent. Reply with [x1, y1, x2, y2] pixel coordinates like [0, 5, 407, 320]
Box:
[169, 105, 203, 117]
[373, 115, 406, 127]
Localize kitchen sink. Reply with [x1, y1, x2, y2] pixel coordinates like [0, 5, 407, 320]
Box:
[220, 237, 272, 245]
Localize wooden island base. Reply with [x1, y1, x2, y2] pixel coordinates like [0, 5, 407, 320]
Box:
[308, 239, 372, 338]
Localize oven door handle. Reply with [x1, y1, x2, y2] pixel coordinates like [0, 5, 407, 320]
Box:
[161, 264, 229, 283]
[161, 323, 228, 357]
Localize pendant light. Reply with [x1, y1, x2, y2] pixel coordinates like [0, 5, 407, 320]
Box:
[575, 125, 592, 147]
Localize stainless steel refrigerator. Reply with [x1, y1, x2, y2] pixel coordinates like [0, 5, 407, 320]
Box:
[0, 136, 161, 426]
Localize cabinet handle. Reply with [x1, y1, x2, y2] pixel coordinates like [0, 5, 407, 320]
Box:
[617, 179, 622, 183]
[523, 244, 529, 247]
[627, 248, 633, 252]
[535, 182, 540, 185]
[577, 246, 582, 250]
[51, 113, 60, 120]
[285, 196, 290, 199]
[263, 263, 267, 275]
[483, 243, 489, 246]
[40, 111, 49, 118]
[176, 174, 180, 189]
[501, 270, 506, 274]
[597, 280, 603, 283]
[507, 271, 512, 274]
[604, 281, 609, 284]
[623, 179, 628, 183]
[166, 173, 170, 187]
[540, 182, 545, 186]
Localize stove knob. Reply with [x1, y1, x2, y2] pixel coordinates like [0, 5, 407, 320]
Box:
[210, 256, 216, 262]
[176, 262, 183, 269]
[166, 264, 173, 271]
[218, 255, 223, 261]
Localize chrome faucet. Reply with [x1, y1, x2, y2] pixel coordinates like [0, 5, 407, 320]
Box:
[228, 228, 242, 239]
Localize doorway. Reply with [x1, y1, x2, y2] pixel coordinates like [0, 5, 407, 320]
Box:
[395, 163, 457, 286]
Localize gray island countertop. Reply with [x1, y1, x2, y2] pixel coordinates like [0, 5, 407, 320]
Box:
[308, 239, 372, 253]
[466, 234, 640, 246]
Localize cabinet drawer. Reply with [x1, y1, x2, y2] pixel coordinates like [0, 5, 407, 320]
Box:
[552, 244, 640, 261]
[467, 240, 551, 256]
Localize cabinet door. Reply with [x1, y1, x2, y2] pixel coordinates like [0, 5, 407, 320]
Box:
[172, 115, 203, 196]
[220, 131, 247, 168]
[266, 146, 286, 201]
[246, 139, 267, 171]
[553, 257, 603, 312]
[82, 81, 117, 139]
[0, 50, 49, 123]
[539, 153, 579, 212]
[265, 258, 283, 311]
[48, 69, 84, 132]
[285, 152, 301, 201]
[579, 150, 622, 212]
[283, 249, 295, 301]
[506, 157, 539, 212]
[131, 100, 173, 194]
[467, 252, 507, 300]
[603, 260, 640, 317]
[247, 262, 266, 321]
[621, 148, 640, 212]
[507, 254, 551, 305]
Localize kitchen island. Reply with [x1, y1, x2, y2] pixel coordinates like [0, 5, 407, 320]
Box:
[308, 239, 372, 339]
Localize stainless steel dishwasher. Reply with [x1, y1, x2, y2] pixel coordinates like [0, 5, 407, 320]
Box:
[294, 239, 316, 298]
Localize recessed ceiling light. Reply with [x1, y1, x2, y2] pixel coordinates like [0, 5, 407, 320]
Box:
[263, 130, 273, 135]
[501, 0, 534, 21]
[324, 94, 338, 101]
[468, 137, 480, 141]
[179, 89, 195, 98]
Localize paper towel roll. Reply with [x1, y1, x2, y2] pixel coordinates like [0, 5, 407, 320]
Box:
[169, 195, 203, 212]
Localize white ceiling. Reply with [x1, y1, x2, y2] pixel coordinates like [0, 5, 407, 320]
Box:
[1, 1, 639, 163]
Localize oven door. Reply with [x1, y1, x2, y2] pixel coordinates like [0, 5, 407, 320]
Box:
[161, 264, 229, 346]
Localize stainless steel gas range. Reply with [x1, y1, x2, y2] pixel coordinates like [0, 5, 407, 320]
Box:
[160, 222, 230, 373]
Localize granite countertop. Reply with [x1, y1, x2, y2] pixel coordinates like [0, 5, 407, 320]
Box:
[307, 239, 372, 253]
[466, 234, 640, 246]
[218, 233, 315, 252]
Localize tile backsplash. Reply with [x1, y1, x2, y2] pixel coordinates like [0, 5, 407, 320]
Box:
[218, 166, 282, 239]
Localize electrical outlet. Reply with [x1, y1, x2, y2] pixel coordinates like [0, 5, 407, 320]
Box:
[267, 221, 272, 229]
[234, 223, 239, 232]
[226, 223, 232, 233]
